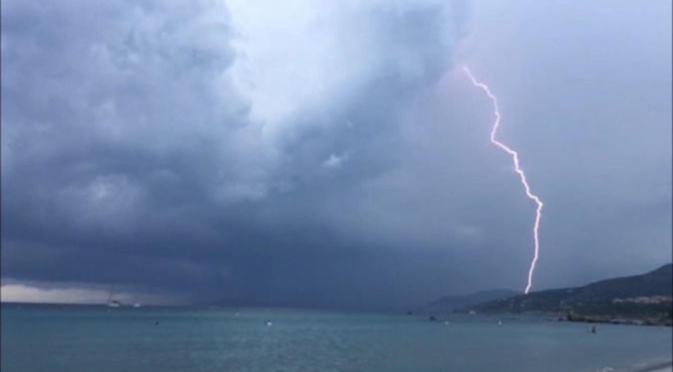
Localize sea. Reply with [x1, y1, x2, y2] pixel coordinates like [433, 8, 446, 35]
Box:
[2, 304, 671, 372]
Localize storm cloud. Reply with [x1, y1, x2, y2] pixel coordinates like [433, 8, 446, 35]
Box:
[1, 0, 670, 309]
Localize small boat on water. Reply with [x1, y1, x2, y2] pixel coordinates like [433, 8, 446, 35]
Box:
[106, 285, 121, 308]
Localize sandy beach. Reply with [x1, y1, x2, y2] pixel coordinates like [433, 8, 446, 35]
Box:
[634, 361, 673, 372]
[648, 367, 672, 372]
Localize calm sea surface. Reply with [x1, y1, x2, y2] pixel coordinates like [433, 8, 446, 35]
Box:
[2, 305, 671, 372]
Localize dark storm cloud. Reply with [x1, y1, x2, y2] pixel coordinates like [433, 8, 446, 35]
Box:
[1, 0, 670, 308]
[1, 0, 473, 308]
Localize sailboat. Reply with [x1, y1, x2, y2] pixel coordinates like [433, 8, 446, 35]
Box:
[106, 286, 121, 308]
[130, 287, 142, 308]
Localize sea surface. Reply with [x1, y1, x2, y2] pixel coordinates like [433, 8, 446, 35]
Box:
[2, 304, 671, 372]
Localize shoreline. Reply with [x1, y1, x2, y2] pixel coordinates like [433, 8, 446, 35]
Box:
[564, 317, 673, 327]
[486, 310, 673, 327]
[563, 313, 673, 327]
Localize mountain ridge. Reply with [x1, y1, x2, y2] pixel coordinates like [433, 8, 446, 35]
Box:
[468, 264, 673, 326]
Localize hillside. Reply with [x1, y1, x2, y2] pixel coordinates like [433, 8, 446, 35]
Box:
[471, 264, 673, 325]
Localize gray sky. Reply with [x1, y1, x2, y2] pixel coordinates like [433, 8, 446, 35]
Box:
[1, 0, 671, 308]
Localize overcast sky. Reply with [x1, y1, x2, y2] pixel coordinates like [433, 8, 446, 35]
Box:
[1, 0, 671, 308]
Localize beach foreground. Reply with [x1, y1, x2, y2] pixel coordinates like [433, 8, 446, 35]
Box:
[635, 362, 673, 372]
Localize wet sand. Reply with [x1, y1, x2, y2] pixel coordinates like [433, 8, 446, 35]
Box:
[634, 361, 673, 372]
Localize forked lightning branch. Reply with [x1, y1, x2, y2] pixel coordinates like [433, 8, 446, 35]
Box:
[462, 65, 544, 294]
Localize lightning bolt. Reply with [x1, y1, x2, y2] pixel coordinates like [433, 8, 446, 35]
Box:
[462, 65, 543, 294]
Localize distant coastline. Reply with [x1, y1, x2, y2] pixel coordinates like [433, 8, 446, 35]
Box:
[562, 312, 672, 327]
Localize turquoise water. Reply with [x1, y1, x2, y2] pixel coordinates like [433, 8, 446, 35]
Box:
[2, 305, 671, 372]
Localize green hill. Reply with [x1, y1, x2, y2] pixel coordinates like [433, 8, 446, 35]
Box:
[471, 264, 673, 326]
